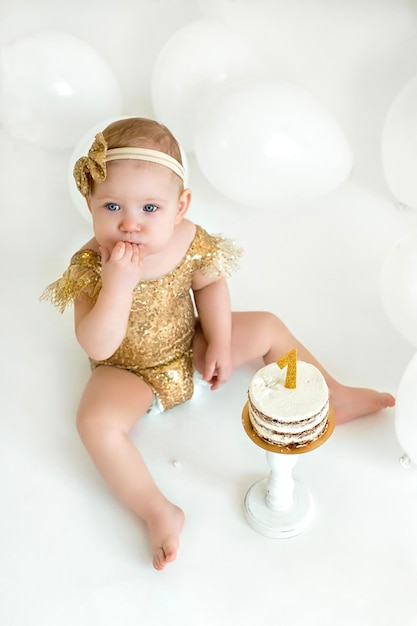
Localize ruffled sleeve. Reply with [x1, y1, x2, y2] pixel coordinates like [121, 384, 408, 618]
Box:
[192, 226, 243, 279]
[40, 249, 102, 313]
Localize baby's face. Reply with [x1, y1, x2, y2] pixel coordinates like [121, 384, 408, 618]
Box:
[88, 160, 187, 256]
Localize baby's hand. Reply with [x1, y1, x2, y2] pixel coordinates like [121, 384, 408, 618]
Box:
[100, 241, 143, 294]
[203, 343, 232, 391]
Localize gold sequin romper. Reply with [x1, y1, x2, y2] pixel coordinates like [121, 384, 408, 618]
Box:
[43, 226, 241, 410]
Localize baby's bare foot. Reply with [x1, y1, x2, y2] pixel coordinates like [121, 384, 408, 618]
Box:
[331, 384, 395, 424]
[147, 501, 185, 571]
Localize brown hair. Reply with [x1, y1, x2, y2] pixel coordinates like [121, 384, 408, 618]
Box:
[102, 117, 183, 164]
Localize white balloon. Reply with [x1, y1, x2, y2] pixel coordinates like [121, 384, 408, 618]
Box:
[395, 351, 417, 465]
[151, 19, 261, 152]
[381, 75, 417, 209]
[69, 118, 189, 223]
[197, 1, 417, 147]
[380, 229, 417, 348]
[0, 31, 123, 149]
[194, 79, 353, 210]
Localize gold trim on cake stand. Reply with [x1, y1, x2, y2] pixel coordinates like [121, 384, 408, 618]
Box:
[242, 402, 336, 539]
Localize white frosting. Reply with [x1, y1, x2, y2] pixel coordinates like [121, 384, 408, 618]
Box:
[248, 361, 329, 447]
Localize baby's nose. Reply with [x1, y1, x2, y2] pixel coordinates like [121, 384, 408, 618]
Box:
[120, 216, 141, 231]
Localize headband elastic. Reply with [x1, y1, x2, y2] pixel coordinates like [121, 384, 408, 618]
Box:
[105, 147, 185, 180]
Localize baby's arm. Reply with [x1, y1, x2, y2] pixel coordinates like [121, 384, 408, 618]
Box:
[75, 242, 143, 360]
[192, 273, 232, 390]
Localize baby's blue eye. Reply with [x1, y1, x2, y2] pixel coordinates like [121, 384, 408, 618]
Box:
[106, 203, 120, 211]
[143, 204, 158, 212]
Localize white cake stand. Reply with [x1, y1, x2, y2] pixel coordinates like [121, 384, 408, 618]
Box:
[242, 403, 335, 539]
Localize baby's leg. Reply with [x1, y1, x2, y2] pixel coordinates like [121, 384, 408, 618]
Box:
[76, 365, 184, 570]
[193, 311, 395, 423]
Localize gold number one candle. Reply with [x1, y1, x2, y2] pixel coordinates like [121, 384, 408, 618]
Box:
[276, 348, 297, 389]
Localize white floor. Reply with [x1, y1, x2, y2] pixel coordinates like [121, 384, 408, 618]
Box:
[1, 2, 417, 625]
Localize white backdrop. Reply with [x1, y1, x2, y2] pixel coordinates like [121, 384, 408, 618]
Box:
[1, 2, 417, 625]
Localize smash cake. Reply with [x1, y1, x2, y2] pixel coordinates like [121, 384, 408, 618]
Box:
[248, 349, 330, 448]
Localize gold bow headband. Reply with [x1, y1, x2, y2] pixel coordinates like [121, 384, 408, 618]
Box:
[73, 132, 185, 197]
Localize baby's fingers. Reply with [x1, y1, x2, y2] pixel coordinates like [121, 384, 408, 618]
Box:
[110, 241, 127, 261]
[131, 243, 144, 267]
[203, 364, 222, 390]
[203, 361, 216, 384]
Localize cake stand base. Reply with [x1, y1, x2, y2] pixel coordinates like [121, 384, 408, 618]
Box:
[244, 476, 314, 538]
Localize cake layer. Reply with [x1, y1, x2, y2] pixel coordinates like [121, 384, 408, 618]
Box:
[248, 398, 329, 447]
[248, 361, 329, 448]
